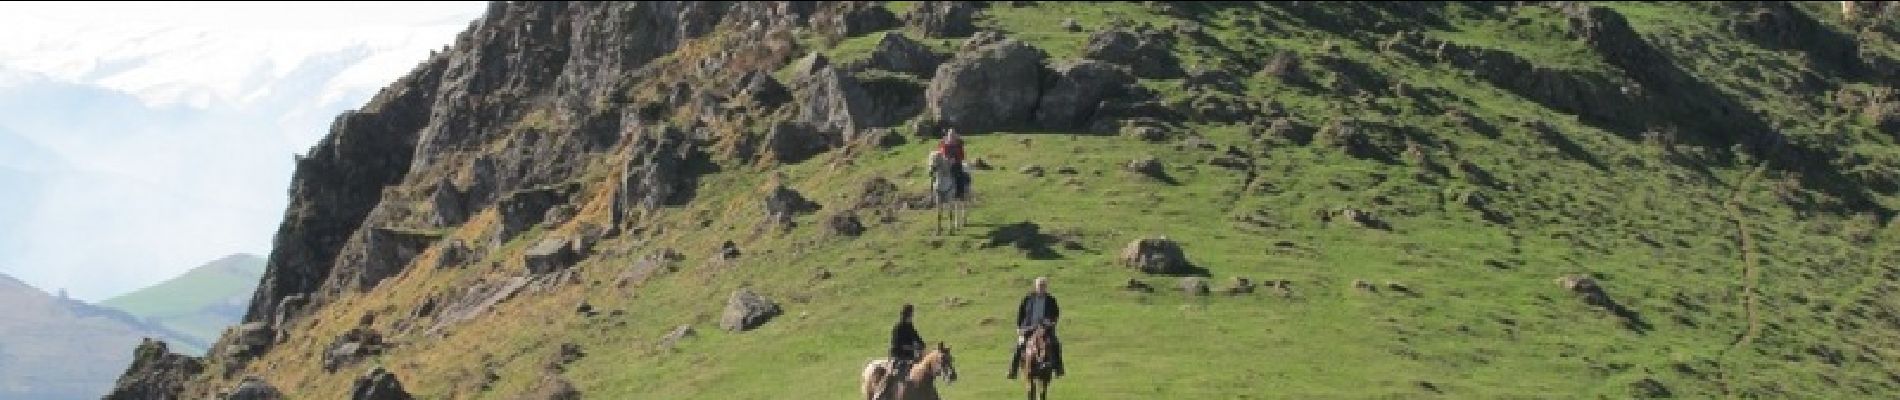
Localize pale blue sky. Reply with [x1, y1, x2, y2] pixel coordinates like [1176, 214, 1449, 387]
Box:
[0, 2, 487, 301]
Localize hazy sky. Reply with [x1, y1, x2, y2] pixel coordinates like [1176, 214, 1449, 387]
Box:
[0, 2, 486, 301]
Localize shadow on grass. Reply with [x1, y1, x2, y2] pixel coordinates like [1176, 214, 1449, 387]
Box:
[982, 221, 1064, 260]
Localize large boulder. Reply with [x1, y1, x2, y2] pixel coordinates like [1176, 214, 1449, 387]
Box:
[1036, 59, 1136, 130]
[1082, 29, 1182, 79]
[349, 367, 412, 400]
[1120, 237, 1192, 274]
[787, 63, 874, 156]
[926, 38, 1048, 134]
[720, 289, 782, 332]
[866, 32, 945, 77]
[223, 322, 275, 361]
[815, 2, 900, 38]
[904, 1, 982, 38]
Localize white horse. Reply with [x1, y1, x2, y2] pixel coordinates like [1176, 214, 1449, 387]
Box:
[927, 150, 968, 235]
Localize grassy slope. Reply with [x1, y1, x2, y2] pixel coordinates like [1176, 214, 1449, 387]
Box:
[219, 2, 1900, 399]
[103, 254, 264, 343]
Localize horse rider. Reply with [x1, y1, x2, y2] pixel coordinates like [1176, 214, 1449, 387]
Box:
[887, 304, 927, 387]
[1008, 277, 1064, 379]
[937, 129, 971, 200]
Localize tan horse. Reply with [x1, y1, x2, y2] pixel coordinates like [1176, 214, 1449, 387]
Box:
[1021, 327, 1055, 400]
[862, 343, 960, 400]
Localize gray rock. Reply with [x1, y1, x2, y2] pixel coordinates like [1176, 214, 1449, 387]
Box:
[866, 32, 945, 77]
[429, 178, 467, 227]
[103, 339, 204, 400]
[1120, 237, 1191, 274]
[1178, 277, 1211, 295]
[1061, 18, 1081, 32]
[720, 289, 782, 332]
[764, 184, 821, 227]
[322, 328, 384, 373]
[614, 126, 699, 225]
[496, 187, 569, 246]
[225, 375, 284, 400]
[658, 324, 697, 350]
[524, 237, 581, 275]
[1020, 165, 1046, 177]
[1036, 59, 1135, 130]
[351, 227, 441, 291]
[828, 211, 866, 236]
[905, 1, 982, 38]
[436, 240, 474, 269]
[1126, 156, 1165, 178]
[926, 38, 1048, 134]
[349, 367, 412, 400]
[522, 373, 582, 400]
[736, 70, 791, 110]
[224, 322, 274, 361]
[1082, 29, 1182, 78]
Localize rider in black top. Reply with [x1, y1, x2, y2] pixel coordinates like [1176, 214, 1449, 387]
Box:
[890, 304, 926, 376]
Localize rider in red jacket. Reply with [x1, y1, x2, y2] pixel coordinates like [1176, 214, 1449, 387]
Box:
[938, 130, 969, 199]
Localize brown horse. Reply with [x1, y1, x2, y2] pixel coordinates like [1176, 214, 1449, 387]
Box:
[1021, 327, 1055, 400]
[862, 342, 960, 400]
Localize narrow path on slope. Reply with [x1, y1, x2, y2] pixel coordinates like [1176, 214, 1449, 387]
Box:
[1717, 163, 1766, 398]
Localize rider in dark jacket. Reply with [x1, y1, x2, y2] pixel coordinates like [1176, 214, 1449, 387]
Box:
[891, 304, 926, 374]
[1009, 277, 1063, 379]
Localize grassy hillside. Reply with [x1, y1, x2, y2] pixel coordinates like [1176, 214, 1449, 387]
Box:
[200, 2, 1900, 399]
[103, 253, 264, 346]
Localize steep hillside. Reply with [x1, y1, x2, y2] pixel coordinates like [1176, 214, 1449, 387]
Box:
[103, 254, 266, 347]
[112, 1, 1900, 399]
[0, 274, 198, 400]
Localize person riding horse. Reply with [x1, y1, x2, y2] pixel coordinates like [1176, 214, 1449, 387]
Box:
[937, 129, 970, 200]
[878, 304, 926, 399]
[1009, 277, 1064, 379]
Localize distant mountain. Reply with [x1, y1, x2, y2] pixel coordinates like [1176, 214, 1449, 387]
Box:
[0, 273, 196, 400]
[102, 254, 264, 348]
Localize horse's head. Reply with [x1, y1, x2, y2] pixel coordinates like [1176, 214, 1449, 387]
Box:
[932, 342, 958, 384]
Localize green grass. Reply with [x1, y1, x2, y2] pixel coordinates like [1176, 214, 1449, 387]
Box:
[213, 2, 1900, 399]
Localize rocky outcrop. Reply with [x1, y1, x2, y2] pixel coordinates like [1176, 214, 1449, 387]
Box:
[812, 2, 899, 39]
[224, 376, 284, 400]
[349, 367, 412, 400]
[904, 1, 982, 38]
[1036, 59, 1136, 130]
[524, 237, 584, 275]
[336, 227, 441, 292]
[495, 186, 574, 247]
[105, 339, 204, 400]
[925, 38, 1048, 133]
[323, 328, 386, 373]
[864, 32, 945, 77]
[721, 289, 782, 332]
[1082, 28, 1182, 78]
[615, 125, 703, 225]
